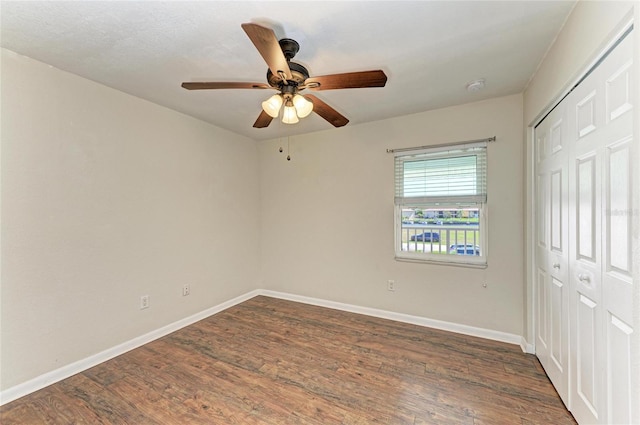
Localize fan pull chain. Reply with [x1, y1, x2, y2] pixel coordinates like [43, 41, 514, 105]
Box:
[277, 137, 292, 161]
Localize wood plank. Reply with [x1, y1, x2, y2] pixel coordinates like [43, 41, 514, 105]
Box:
[0, 296, 577, 424]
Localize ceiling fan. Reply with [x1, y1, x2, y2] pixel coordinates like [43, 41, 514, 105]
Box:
[181, 23, 388, 129]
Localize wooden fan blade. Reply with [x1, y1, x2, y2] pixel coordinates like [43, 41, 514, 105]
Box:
[253, 110, 273, 128]
[305, 70, 387, 91]
[241, 23, 292, 81]
[181, 82, 271, 90]
[305, 94, 349, 127]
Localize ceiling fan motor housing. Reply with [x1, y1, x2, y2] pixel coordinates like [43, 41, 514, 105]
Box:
[279, 38, 299, 60]
[267, 61, 310, 88]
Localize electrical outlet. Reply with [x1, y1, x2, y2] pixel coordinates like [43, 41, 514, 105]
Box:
[140, 295, 150, 309]
[182, 284, 190, 296]
[387, 280, 395, 291]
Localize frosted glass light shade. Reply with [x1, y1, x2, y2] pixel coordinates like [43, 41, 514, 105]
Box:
[282, 105, 299, 124]
[292, 94, 313, 118]
[261, 94, 283, 118]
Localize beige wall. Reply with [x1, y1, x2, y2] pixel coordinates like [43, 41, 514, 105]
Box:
[0, 49, 261, 390]
[524, 1, 636, 124]
[259, 94, 524, 335]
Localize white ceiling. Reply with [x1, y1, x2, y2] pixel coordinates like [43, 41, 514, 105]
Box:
[1, 1, 576, 141]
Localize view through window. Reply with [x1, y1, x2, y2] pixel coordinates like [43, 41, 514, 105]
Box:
[394, 142, 487, 266]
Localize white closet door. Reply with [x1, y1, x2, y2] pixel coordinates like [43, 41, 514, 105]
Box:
[535, 28, 635, 425]
[567, 59, 605, 425]
[534, 116, 551, 380]
[535, 100, 570, 406]
[567, 31, 635, 425]
[599, 33, 635, 425]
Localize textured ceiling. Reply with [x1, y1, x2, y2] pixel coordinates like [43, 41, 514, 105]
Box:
[1, 1, 576, 141]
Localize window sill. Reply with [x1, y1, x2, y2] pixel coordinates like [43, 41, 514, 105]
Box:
[394, 255, 487, 269]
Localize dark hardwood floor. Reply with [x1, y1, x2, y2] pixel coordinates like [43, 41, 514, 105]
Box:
[1, 296, 576, 424]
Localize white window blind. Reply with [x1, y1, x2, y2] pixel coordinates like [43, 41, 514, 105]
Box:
[394, 142, 487, 205]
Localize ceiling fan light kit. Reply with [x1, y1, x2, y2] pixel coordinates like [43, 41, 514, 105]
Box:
[282, 101, 299, 124]
[181, 22, 388, 129]
[262, 94, 283, 118]
[260, 93, 313, 123]
[292, 94, 313, 118]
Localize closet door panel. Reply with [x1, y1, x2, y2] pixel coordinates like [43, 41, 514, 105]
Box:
[550, 169, 564, 252]
[570, 94, 604, 425]
[548, 114, 569, 400]
[534, 31, 634, 423]
[607, 314, 633, 425]
[535, 120, 552, 374]
[535, 108, 569, 405]
[537, 266, 549, 350]
[576, 156, 596, 262]
[576, 293, 599, 417]
[550, 277, 565, 369]
[606, 139, 632, 278]
[599, 33, 635, 425]
[568, 30, 634, 425]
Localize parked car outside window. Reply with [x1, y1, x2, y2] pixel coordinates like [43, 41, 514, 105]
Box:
[449, 244, 480, 255]
[410, 232, 440, 242]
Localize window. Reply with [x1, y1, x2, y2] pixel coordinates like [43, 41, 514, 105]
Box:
[394, 142, 487, 266]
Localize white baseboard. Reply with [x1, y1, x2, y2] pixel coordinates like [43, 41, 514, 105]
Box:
[520, 338, 535, 354]
[258, 289, 526, 349]
[1, 288, 528, 406]
[0, 289, 261, 406]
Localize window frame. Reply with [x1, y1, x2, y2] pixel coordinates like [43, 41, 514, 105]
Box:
[394, 203, 487, 267]
[393, 143, 488, 267]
